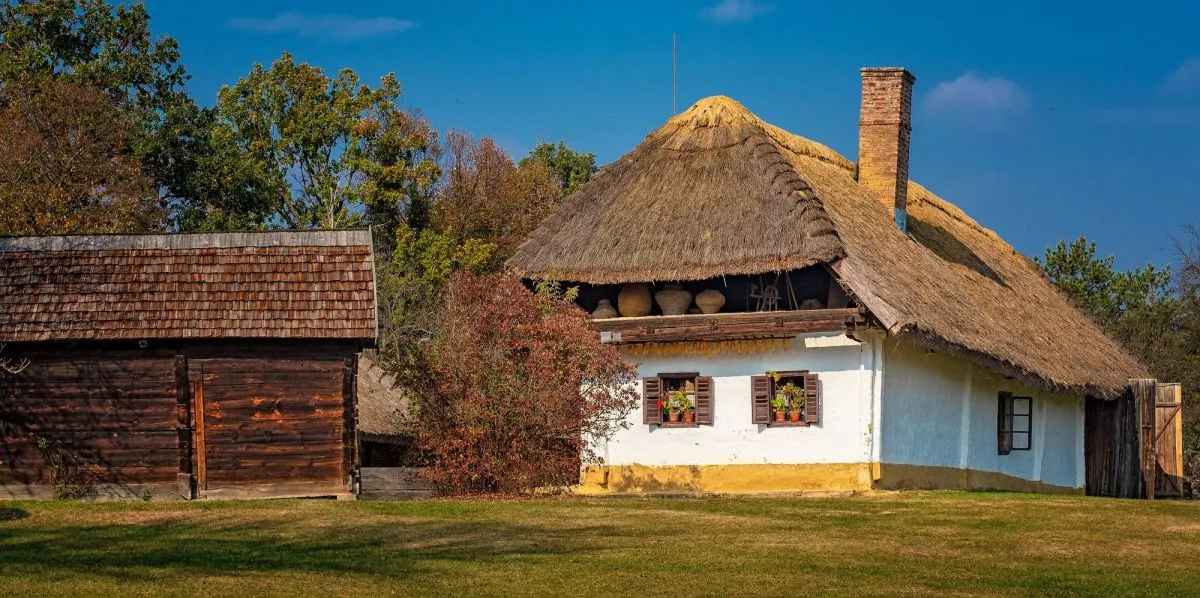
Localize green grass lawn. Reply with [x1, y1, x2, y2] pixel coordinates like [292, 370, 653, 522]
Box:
[1, 492, 1198, 597]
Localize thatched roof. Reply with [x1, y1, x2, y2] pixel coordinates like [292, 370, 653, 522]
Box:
[356, 355, 412, 440]
[508, 97, 1147, 398]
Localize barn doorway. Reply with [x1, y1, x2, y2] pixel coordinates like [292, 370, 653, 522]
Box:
[1085, 379, 1184, 499]
[185, 357, 349, 499]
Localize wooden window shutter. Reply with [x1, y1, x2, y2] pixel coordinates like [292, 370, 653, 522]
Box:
[643, 377, 662, 425]
[803, 373, 820, 426]
[695, 376, 714, 425]
[751, 375, 771, 424]
[997, 391, 1013, 455]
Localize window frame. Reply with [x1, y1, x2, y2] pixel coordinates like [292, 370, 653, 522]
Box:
[753, 370, 820, 427]
[997, 392, 1032, 455]
[644, 372, 713, 428]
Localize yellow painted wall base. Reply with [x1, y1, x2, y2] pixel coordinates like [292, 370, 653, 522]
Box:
[577, 463, 874, 495]
[576, 463, 1083, 495]
[875, 464, 1083, 495]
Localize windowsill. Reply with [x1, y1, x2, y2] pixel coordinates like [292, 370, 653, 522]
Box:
[655, 423, 700, 428]
[765, 421, 811, 427]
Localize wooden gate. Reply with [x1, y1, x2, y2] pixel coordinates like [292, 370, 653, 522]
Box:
[1086, 379, 1184, 499]
[1154, 383, 1184, 497]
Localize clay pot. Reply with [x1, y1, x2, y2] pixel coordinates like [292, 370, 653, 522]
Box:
[591, 299, 618, 319]
[789, 411, 801, 423]
[617, 284, 652, 317]
[695, 289, 726, 314]
[668, 410, 681, 423]
[683, 411, 696, 424]
[654, 284, 693, 316]
[774, 411, 786, 422]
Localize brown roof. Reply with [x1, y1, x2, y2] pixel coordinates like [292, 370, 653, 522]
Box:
[508, 97, 1148, 398]
[0, 230, 376, 342]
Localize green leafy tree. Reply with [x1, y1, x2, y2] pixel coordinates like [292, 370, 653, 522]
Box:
[1041, 234, 1199, 493]
[1038, 235, 1172, 328]
[0, 0, 234, 227]
[215, 53, 440, 231]
[519, 141, 597, 198]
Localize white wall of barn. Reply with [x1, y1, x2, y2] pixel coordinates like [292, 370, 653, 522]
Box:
[878, 337, 1085, 489]
[593, 331, 883, 467]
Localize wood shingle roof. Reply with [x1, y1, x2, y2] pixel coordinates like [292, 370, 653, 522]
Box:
[0, 230, 376, 342]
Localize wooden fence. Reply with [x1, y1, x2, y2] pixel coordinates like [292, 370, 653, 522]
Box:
[358, 467, 437, 500]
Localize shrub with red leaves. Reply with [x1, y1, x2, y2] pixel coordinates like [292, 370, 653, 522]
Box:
[415, 272, 638, 494]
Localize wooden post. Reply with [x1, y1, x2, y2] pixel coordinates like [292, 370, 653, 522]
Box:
[174, 355, 195, 499]
[1130, 378, 1157, 500]
[192, 364, 208, 494]
[343, 354, 359, 494]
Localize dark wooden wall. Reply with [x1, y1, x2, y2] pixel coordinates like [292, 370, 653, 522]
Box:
[0, 354, 179, 486]
[0, 340, 360, 499]
[1085, 395, 1144, 499]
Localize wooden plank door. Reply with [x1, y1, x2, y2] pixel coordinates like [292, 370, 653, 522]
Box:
[1154, 383, 1184, 498]
[191, 357, 347, 498]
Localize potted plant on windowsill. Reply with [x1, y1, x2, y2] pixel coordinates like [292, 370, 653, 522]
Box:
[771, 394, 787, 422]
[779, 382, 805, 422]
[664, 390, 689, 423]
[679, 392, 695, 423]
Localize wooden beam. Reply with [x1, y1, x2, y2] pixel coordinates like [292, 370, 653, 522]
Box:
[174, 355, 195, 499]
[342, 354, 359, 494]
[192, 363, 208, 494]
[592, 308, 866, 344]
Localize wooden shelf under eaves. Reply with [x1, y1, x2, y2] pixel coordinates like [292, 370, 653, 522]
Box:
[592, 308, 868, 344]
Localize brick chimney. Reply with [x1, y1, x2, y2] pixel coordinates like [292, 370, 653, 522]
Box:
[858, 67, 915, 231]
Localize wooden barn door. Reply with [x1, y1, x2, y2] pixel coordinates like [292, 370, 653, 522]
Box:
[1154, 383, 1184, 498]
[187, 357, 348, 498]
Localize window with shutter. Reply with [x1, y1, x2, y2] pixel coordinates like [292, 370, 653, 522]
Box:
[997, 392, 1032, 455]
[695, 376, 714, 425]
[757, 370, 820, 427]
[642, 377, 662, 425]
[751, 375, 771, 425]
[647, 372, 710, 427]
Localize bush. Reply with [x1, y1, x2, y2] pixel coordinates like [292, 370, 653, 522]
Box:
[414, 272, 638, 494]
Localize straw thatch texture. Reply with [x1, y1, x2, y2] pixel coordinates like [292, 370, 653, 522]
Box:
[509, 96, 1147, 398]
[356, 355, 412, 440]
[509, 97, 843, 283]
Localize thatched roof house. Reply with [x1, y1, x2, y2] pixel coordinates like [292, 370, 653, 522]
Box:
[510, 85, 1144, 400]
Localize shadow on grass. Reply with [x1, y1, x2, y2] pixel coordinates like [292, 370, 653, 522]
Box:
[0, 506, 28, 522]
[0, 515, 615, 582]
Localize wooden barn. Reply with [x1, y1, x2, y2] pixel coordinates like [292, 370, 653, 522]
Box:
[0, 230, 376, 500]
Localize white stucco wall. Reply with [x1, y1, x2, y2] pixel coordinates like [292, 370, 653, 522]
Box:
[879, 337, 1085, 489]
[595, 332, 883, 467]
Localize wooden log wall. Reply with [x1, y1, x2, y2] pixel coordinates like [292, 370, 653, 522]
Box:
[0, 354, 180, 486]
[0, 341, 360, 499]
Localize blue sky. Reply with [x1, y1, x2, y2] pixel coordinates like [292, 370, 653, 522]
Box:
[145, 0, 1200, 269]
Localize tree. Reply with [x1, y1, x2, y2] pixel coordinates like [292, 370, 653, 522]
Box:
[215, 53, 440, 230]
[0, 0, 225, 225]
[413, 272, 638, 494]
[519, 141, 597, 197]
[0, 79, 162, 235]
[1038, 235, 1172, 329]
[1041, 234, 1198, 494]
[435, 131, 559, 266]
